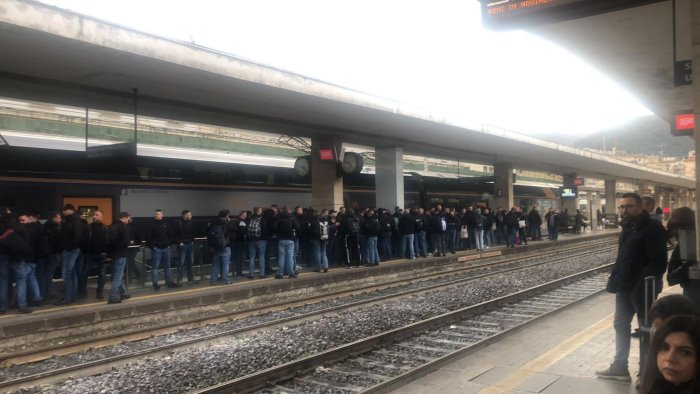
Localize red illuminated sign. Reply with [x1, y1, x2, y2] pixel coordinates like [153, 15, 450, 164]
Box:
[663, 207, 671, 214]
[574, 177, 585, 186]
[319, 149, 335, 161]
[671, 111, 694, 136]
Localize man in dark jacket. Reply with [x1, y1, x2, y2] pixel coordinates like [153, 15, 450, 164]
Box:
[341, 210, 362, 267]
[147, 209, 180, 290]
[378, 209, 395, 260]
[504, 207, 518, 248]
[248, 207, 269, 278]
[446, 210, 460, 254]
[18, 213, 45, 305]
[363, 210, 381, 266]
[208, 210, 232, 284]
[1, 212, 34, 313]
[596, 193, 667, 381]
[429, 208, 446, 256]
[57, 204, 83, 305]
[274, 207, 299, 278]
[397, 210, 416, 259]
[83, 210, 109, 299]
[528, 206, 542, 241]
[175, 210, 195, 284]
[229, 210, 248, 278]
[42, 212, 62, 300]
[108, 212, 131, 304]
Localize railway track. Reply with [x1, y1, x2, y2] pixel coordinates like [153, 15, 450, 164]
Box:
[200, 266, 612, 394]
[0, 239, 618, 392]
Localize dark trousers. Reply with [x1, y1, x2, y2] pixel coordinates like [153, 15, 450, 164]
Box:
[231, 242, 246, 276]
[431, 232, 445, 255]
[379, 234, 392, 260]
[345, 235, 361, 266]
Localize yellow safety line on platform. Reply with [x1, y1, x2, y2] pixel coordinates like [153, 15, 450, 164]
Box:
[476, 312, 614, 393]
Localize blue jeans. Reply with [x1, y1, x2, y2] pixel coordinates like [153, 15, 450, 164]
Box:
[310, 239, 329, 270]
[211, 247, 231, 284]
[62, 248, 80, 301]
[14, 261, 41, 307]
[177, 243, 194, 282]
[530, 225, 541, 240]
[446, 229, 457, 252]
[484, 229, 494, 246]
[248, 240, 267, 277]
[549, 226, 559, 240]
[151, 247, 174, 287]
[293, 239, 300, 273]
[379, 235, 392, 260]
[614, 289, 651, 370]
[109, 256, 127, 301]
[0, 255, 9, 310]
[400, 234, 415, 259]
[232, 242, 246, 276]
[474, 229, 484, 250]
[506, 227, 516, 247]
[278, 239, 295, 276]
[367, 236, 380, 264]
[415, 231, 427, 257]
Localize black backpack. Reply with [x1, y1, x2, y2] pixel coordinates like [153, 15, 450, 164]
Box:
[208, 223, 227, 249]
[349, 218, 361, 236]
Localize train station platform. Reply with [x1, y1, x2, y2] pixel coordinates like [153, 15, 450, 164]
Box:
[394, 277, 682, 394]
[0, 228, 620, 348]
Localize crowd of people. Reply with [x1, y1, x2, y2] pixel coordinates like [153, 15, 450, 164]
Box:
[0, 202, 580, 313]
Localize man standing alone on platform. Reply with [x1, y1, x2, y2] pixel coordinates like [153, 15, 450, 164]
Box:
[596, 193, 667, 382]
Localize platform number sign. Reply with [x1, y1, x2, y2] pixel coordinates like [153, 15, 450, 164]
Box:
[675, 60, 693, 87]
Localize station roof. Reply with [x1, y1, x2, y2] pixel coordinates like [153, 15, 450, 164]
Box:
[0, 0, 694, 189]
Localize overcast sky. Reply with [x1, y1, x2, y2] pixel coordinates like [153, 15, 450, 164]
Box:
[41, 0, 652, 139]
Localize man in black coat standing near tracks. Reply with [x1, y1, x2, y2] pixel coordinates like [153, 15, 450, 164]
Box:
[596, 193, 667, 382]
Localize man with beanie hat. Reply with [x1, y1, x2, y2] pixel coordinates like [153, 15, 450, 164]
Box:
[56, 204, 83, 305]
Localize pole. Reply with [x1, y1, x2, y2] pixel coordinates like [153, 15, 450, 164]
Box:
[133, 88, 138, 143]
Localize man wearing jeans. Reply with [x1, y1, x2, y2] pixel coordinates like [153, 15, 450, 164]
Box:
[108, 212, 131, 304]
[596, 193, 667, 382]
[273, 208, 298, 278]
[147, 209, 180, 291]
[56, 204, 83, 305]
[397, 211, 415, 259]
[247, 207, 268, 279]
[175, 210, 195, 284]
[209, 210, 232, 285]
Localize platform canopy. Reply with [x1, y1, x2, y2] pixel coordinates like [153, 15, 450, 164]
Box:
[0, 0, 694, 188]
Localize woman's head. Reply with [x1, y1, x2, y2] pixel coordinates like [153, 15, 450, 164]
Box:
[642, 315, 700, 393]
[667, 207, 695, 240]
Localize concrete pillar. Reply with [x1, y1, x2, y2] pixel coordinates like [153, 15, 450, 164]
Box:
[375, 146, 404, 210]
[561, 172, 579, 215]
[493, 163, 514, 210]
[604, 179, 617, 214]
[311, 137, 344, 210]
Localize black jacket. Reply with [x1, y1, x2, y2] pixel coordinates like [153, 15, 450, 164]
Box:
[504, 211, 519, 229]
[0, 227, 32, 263]
[61, 213, 84, 251]
[248, 214, 269, 241]
[110, 221, 130, 258]
[44, 221, 63, 254]
[607, 212, 667, 293]
[398, 214, 415, 235]
[175, 219, 194, 244]
[148, 219, 173, 249]
[429, 213, 446, 234]
[446, 215, 461, 231]
[363, 215, 381, 237]
[22, 222, 49, 260]
[528, 210, 542, 227]
[274, 213, 298, 240]
[89, 222, 108, 254]
[379, 212, 395, 236]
